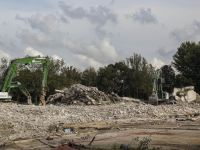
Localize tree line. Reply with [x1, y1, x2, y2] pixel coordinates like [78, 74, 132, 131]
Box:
[0, 41, 200, 104]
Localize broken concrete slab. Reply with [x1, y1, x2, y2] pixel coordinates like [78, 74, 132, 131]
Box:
[187, 90, 196, 102]
[172, 86, 198, 103]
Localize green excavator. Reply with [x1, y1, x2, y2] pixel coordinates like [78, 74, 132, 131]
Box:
[0, 55, 50, 105]
[149, 69, 169, 105]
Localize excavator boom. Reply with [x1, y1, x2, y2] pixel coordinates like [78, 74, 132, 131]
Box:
[10, 81, 32, 105]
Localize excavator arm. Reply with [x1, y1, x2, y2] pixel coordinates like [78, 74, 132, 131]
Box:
[149, 69, 169, 104]
[10, 81, 32, 105]
[152, 69, 163, 98]
[39, 57, 50, 105]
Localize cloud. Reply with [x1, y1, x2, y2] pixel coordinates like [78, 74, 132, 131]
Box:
[152, 57, 165, 69]
[73, 54, 102, 70]
[58, 2, 117, 37]
[0, 50, 12, 62]
[157, 46, 176, 59]
[24, 47, 63, 61]
[126, 8, 157, 24]
[24, 47, 44, 57]
[18, 30, 57, 47]
[193, 20, 200, 35]
[15, 14, 27, 22]
[0, 50, 12, 66]
[86, 5, 117, 26]
[170, 28, 195, 42]
[58, 2, 85, 19]
[16, 13, 59, 34]
[59, 2, 117, 26]
[52, 54, 62, 61]
[0, 35, 7, 47]
[60, 15, 69, 23]
[3, 22, 7, 25]
[95, 25, 106, 38]
[62, 38, 119, 64]
[0, 35, 20, 54]
[109, 0, 116, 6]
[18, 29, 118, 66]
[170, 20, 200, 42]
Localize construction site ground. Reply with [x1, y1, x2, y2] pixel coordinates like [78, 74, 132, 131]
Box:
[1, 100, 200, 150]
[1, 121, 200, 150]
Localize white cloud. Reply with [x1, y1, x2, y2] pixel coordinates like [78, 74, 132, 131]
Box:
[152, 57, 165, 69]
[24, 47, 64, 61]
[52, 54, 62, 61]
[0, 50, 12, 60]
[170, 28, 195, 42]
[170, 20, 200, 43]
[19, 30, 50, 47]
[0, 50, 12, 65]
[24, 47, 44, 57]
[100, 38, 118, 61]
[73, 54, 102, 69]
[62, 38, 119, 64]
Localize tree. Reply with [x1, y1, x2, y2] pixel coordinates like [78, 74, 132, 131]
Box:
[81, 67, 97, 87]
[125, 53, 154, 99]
[96, 61, 129, 95]
[172, 41, 200, 93]
[47, 58, 66, 97]
[161, 65, 175, 93]
[0, 57, 9, 85]
[174, 74, 193, 88]
[113, 61, 129, 96]
[60, 66, 82, 87]
[97, 64, 117, 94]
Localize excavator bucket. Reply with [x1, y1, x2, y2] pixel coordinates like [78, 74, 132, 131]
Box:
[149, 92, 158, 105]
[27, 96, 32, 105]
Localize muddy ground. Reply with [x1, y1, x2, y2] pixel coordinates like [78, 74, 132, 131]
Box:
[1, 120, 200, 150]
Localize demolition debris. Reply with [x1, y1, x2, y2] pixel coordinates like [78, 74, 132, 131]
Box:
[46, 84, 122, 105]
[0, 84, 200, 143]
[171, 86, 199, 102]
[1, 99, 200, 142]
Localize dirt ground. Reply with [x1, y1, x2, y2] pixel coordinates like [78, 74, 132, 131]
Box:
[1, 120, 200, 150]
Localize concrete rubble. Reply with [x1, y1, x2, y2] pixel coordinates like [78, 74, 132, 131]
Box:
[0, 99, 200, 142]
[172, 86, 198, 102]
[46, 84, 122, 105]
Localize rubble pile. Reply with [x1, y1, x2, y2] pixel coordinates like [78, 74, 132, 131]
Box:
[0, 101, 200, 142]
[172, 86, 198, 102]
[46, 84, 122, 105]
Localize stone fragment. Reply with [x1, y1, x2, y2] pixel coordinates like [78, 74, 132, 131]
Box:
[187, 90, 196, 102]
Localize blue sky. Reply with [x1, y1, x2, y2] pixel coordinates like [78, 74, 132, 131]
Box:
[0, 0, 200, 70]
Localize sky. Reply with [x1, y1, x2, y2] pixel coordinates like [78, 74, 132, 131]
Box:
[0, 0, 200, 70]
